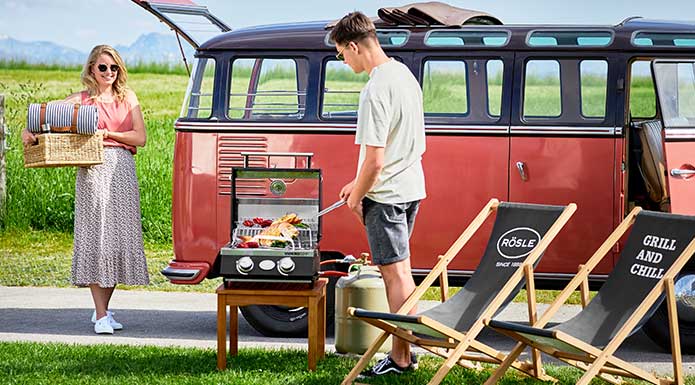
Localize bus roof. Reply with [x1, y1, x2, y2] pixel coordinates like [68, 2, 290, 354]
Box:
[198, 18, 695, 52]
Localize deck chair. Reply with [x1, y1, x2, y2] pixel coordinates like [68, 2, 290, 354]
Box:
[485, 207, 695, 385]
[341, 199, 577, 385]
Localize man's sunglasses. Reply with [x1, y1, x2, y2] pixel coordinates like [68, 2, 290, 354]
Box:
[335, 44, 349, 61]
[97, 64, 119, 72]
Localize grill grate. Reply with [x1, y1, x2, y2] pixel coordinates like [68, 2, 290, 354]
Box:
[232, 220, 317, 250]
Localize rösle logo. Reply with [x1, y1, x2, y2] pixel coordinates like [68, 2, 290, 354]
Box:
[496, 227, 541, 259]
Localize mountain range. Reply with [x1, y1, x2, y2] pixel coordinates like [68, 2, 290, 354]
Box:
[0, 33, 195, 66]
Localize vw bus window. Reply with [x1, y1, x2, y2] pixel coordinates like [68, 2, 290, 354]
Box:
[630, 61, 657, 119]
[321, 60, 369, 119]
[580, 60, 608, 118]
[422, 60, 468, 115]
[653, 62, 695, 127]
[523, 60, 561, 118]
[181, 57, 215, 119]
[324, 30, 410, 48]
[487, 60, 503, 117]
[228, 58, 308, 120]
[633, 32, 695, 47]
[424, 30, 509, 47]
[527, 30, 612, 47]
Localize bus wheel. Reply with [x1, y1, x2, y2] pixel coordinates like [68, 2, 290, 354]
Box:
[643, 270, 695, 354]
[239, 276, 338, 337]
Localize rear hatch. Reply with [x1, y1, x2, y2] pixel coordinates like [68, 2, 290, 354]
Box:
[131, 0, 231, 49]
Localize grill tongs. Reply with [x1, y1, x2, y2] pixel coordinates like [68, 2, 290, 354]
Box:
[312, 199, 345, 219]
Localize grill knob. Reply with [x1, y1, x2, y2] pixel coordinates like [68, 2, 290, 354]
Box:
[237, 257, 254, 274]
[278, 257, 295, 275]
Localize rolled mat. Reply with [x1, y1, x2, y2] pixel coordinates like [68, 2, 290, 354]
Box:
[27, 103, 98, 135]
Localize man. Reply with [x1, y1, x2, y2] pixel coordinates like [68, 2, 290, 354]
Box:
[330, 11, 426, 377]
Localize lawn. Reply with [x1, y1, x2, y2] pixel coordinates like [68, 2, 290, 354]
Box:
[0, 341, 668, 385]
[0, 228, 589, 303]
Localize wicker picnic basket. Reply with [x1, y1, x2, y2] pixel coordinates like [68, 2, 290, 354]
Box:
[23, 132, 104, 168]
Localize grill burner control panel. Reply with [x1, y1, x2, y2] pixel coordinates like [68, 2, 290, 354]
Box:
[236, 256, 295, 275]
[220, 248, 320, 283]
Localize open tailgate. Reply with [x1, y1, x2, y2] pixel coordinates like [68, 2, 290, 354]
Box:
[132, 0, 230, 49]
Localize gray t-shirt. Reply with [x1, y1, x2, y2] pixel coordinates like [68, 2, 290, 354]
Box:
[356, 59, 426, 204]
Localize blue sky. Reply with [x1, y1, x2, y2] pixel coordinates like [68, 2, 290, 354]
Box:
[1, 0, 694, 52]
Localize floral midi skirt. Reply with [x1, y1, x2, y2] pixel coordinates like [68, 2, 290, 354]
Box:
[71, 147, 149, 287]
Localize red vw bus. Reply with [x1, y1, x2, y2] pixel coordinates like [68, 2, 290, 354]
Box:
[135, 0, 695, 352]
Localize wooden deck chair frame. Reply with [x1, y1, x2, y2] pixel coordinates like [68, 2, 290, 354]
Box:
[484, 206, 695, 385]
[341, 198, 577, 385]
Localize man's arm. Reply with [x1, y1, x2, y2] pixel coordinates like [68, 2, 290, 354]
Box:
[347, 145, 384, 222]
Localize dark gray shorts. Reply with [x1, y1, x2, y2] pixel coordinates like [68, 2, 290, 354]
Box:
[362, 197, 421, 266]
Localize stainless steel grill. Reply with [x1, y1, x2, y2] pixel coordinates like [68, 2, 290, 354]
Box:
[218, 153, 322, 284]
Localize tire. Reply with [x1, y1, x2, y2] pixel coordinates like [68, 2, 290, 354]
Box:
[240, 275, 339, 337]
[643, 270, 695, 354]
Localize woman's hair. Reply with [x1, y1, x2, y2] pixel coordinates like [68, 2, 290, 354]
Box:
[329, 11, 377, 46]
[81, 45, 129, 102]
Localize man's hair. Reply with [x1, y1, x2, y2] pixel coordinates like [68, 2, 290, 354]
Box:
[329, 11, 377, 46]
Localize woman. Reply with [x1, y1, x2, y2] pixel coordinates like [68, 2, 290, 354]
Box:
[22, 45, 149, 334]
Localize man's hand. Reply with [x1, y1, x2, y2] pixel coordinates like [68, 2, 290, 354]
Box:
[339, 179, 355, 201]
[347, 193, 364, 225]
[340, 179, 363, 224]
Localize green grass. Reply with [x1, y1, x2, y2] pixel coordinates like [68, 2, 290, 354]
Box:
[2, 341, 681, 385]
[0, 229, 219, 292]
[0, 59, 190, 75]
[0, 229, 589, 304]
[420, 286, 588, 305]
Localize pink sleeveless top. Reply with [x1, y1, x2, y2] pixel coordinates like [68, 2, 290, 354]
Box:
[81, 91, 137, 154]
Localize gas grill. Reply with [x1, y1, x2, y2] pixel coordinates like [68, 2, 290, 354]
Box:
[219, 152, 321, 284]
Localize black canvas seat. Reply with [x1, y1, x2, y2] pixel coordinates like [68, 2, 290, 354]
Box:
[485, 209, 695, 385]
[341, 199, 577, 385]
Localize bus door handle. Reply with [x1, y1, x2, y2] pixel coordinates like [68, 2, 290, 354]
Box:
[516, 161, 528, 181]
[670, 167, 695, 178]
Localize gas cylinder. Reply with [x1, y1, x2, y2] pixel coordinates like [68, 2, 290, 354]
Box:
[334, 254, 392, 354]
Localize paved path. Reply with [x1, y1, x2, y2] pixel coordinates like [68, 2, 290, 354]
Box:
[1, 286, 693, 375]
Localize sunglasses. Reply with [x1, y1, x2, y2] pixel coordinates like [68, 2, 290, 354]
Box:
[335, 44, 350, 61]
[97, 64, 119, 73]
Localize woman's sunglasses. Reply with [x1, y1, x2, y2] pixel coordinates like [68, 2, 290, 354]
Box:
[97, 64, 119, 73]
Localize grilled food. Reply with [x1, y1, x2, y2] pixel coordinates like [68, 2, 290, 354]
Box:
[257, 222, 299, 246]
[236, 213, 303, 248]
[274, 213, 302, 225]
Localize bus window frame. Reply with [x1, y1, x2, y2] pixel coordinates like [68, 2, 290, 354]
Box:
[226, 54, 312, 122]
[516, 52, 618, 127]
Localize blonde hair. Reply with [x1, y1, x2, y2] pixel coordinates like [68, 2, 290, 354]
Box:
[81, 45, 129, 102]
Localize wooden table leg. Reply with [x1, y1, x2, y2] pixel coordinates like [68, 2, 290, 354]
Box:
[217, 294, 227, 370]
[308, 296, 318, 371]
[319, 292, 326, 359]
[229, 305, 238, 356]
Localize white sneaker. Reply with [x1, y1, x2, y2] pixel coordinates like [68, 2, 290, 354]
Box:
[94, 316, 114, 334]
[91, 311, 123, 330]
